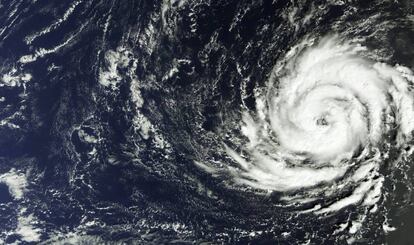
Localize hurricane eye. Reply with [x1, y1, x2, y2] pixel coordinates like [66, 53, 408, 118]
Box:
[316, 117, 329, 126]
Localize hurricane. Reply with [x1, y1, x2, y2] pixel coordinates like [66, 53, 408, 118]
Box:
[0, 0, 414, 244]
[219, 34, 414, 214]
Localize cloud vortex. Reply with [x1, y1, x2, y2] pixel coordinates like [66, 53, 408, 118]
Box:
[221, 35, 414, 214]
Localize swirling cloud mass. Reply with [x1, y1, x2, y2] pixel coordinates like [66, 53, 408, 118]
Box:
[224, 35, 414, 215]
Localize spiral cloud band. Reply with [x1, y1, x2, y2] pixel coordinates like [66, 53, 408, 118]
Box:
[220, 35, 414, 214]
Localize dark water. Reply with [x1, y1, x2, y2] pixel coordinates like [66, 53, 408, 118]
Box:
[0, 0, 413, 244]
[0, 183, 12, 203]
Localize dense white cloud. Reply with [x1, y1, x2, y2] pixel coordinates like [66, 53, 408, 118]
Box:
[223, 35, 414, 214]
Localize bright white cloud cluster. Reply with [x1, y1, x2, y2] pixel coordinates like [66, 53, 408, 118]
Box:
[0, 169, 28, 200]
[269, 36, 414, 164]
[222, 35, 414, 215]
[15, 208, 42, 243]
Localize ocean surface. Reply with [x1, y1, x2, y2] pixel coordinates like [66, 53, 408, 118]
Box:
[0, 0, 413, 244]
